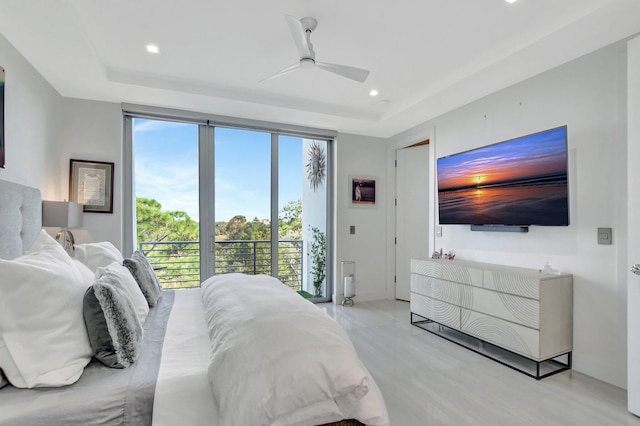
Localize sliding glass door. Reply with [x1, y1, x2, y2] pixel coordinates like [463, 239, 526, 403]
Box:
[131, 118, 200, 288]
[213, 127, 272, 277]
[126, 114, 331, 302]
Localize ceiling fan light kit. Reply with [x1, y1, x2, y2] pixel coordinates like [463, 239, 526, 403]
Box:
[261, 15, 370, 83]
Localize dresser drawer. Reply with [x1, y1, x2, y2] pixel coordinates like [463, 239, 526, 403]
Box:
[411, 293, 460, 329]
[411, 274, 462, 306]
[460, 310, 540, 359]
[483, 271, 540, 299]
[411, 259, 482, 287]
[467, 287, 539, 329]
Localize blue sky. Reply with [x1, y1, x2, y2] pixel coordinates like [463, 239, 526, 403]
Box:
[133, 119, 303, 222]
[437, 126, 567, 190]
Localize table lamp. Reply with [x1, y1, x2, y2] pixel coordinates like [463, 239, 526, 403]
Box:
[42, 200, 83, 255]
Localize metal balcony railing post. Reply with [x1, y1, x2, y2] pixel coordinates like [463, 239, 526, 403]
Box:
[252, 241, 256, 275]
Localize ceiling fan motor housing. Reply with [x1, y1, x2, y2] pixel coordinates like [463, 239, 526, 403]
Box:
[300, 17, 318, 32]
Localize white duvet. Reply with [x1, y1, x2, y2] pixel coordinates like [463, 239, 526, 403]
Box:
[201, 273, 389, 426]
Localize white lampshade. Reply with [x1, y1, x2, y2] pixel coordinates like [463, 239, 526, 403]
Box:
[42, 201, 83, 228]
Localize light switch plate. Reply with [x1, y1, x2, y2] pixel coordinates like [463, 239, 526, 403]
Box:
[350, 225, 356, 235]
[598, 227, 612, 245]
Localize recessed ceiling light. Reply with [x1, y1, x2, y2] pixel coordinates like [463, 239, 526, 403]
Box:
[505, 0, 517, 3]
[369, 89, 379, 97]
[145, 44, 160, 54]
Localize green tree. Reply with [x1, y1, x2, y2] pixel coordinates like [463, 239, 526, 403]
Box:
[225, 215, 248, 240]
[136, 198, 199, 288]
[245, 217, 270, 240]
[136, 197, 308, 290]
[136, 198, 198, 249]
[279, 199, 302, 239]
[276, 200, 303, 288]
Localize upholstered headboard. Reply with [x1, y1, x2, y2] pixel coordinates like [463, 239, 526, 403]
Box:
[0, 179, 42, 260]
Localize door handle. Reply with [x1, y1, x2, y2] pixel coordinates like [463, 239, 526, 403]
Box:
[632, 264, 640, 275]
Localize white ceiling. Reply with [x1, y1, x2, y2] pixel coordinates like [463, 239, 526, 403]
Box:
[1, 0, 639, 138]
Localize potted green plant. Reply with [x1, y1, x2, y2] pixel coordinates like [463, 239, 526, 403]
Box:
[309, 226, 326, 297]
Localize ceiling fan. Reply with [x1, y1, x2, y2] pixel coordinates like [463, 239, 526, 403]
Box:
[261, 15, 370, 83]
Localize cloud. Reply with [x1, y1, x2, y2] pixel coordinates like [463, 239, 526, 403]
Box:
[135, 152, 200, 220]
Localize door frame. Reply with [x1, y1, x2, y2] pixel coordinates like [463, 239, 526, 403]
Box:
[627, 34, 640, 417]
[395, 142, 431, 301]
[386, 126, 437, 300]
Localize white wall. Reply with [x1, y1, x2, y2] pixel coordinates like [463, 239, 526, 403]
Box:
[335, 133, 388, 303]
[55, 98, 122, 246]
[388, 41, 629, 388]
[0, 33, 61, 191]
[0, 33, 123, 248]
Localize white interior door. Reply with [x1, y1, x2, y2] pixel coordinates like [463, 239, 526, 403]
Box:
[395, 144, 430, 301]
[628, 35, 640, 417]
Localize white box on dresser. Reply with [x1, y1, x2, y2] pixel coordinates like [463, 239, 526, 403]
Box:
[410, 258, 573, 378]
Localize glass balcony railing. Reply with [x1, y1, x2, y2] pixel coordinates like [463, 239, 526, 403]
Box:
[139, 239, 304, 290]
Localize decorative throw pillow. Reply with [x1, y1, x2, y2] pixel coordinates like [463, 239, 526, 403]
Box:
[74, 241, 124, 273]
[83, 271, 143, 368]
[0, 230, 93, 388]
[123, 251, 162, 307]
[96, 262, 149, 325]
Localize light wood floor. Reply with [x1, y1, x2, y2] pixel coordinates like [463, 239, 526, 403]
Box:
[320, 299, 640, 426]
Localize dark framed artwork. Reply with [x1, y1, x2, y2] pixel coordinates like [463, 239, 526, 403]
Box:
[69, 159, 114, 213]
[1, 66, 5, 168]
[350, 176, 376, 207]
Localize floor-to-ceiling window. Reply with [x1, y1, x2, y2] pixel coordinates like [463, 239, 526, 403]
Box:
[213, 127, 273, 278]
[124, 108, 333, 302]
[131, 118, 200, 288]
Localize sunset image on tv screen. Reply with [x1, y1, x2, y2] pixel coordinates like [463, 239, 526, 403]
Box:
[437, 126, 569, 226]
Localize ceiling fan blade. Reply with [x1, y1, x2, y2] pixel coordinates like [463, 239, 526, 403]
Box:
[285, 15, 312, 58]
[259, 62, 302, 83]
[315, 61, 370, 83]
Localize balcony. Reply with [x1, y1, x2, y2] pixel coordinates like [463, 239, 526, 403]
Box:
[139, 239, 304, 290]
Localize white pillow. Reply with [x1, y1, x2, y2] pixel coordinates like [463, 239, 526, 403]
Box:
[28, 232, 94, 288]
[0, 230, 93, 388]
[73, 258, 96, 287]
[27, 229, 62, 253]
[74, 241, 124, 273]
[96, 262, 150, 325]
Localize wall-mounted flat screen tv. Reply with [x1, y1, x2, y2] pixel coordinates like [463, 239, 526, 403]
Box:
[437, 126, 569, 227]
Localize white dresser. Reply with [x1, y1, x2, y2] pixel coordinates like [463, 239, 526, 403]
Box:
[410, 258, 573, 377]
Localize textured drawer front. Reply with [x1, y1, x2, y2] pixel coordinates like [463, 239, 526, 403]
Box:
[411, 258, 441, 276]
[467, 287, 539, 329]
[411, 259, 482, 286]
[460, 310, 540, 359]
[411, 274, 461, 306]
[484, 271, 540, 299]
[411, 294, 460, 329]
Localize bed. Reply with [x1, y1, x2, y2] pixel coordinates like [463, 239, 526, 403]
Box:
[0, 179, 389, 426]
